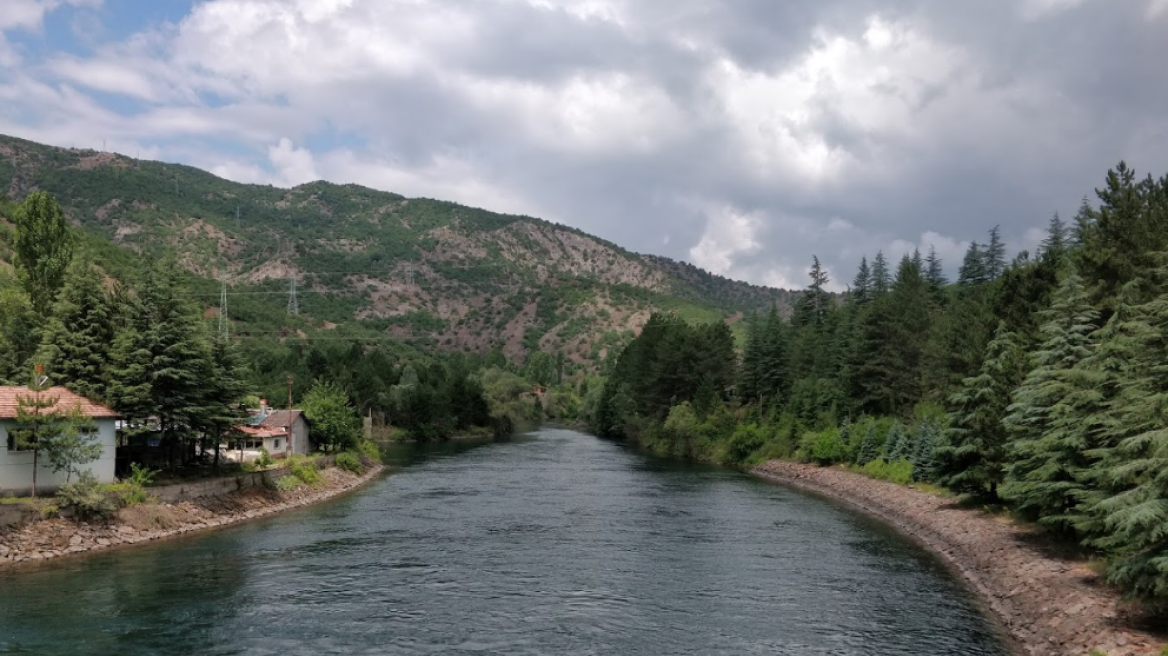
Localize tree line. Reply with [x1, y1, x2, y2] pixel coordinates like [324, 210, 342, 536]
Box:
[589, 162, 1168, 606]
[0, 192, 547, 483]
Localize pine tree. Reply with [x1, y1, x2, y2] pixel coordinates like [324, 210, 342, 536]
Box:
[959, 242, 987, 285]
[911, 418, 942, 482]
[925, 245, 947, 298]
[871, 251, 891, 295]
[852, 257, 872, 306]
[1039, 212, 1069, 263]
[985, 226, 1007, 280]
[885, 421, 908, 461]
[1000, 273, 1099, 530]
[108, 263, 216, 468]
[37, 257, 117, 403]
[856, 422, 880, 465]
[934, 323, 1025, 499]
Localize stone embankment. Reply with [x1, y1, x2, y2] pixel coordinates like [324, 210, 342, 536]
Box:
[752, 460, 1165, 656]
[0, 464, 383, 569]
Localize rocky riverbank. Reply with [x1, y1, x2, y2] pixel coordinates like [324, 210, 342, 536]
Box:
[752, 460, 1165, 656]
[0, 464, 383, 569]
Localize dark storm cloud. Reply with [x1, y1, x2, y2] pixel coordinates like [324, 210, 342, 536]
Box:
[2, 0, 1166, 289]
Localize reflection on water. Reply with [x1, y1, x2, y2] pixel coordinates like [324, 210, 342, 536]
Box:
[0, 428, 1007, 655]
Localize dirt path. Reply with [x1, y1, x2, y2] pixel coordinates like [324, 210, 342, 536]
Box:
[752, 460, 1165, 656]
[0, 464, 383, 569]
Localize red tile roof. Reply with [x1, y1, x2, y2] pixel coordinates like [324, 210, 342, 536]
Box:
[0, 386, 119, 420]
[238, 425, 287, 439]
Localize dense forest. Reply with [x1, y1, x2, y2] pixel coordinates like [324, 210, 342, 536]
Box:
[589, 162, 1168, 606]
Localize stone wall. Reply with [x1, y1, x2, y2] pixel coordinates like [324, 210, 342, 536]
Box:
[149, 456, 336, 503]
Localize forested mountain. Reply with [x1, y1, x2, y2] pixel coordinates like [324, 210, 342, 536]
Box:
[0, 133, 798, 369]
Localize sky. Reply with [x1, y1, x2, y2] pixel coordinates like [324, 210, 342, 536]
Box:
[1, 0, 1166, 291]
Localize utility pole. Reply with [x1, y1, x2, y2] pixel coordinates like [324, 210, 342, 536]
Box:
[286, 374, 295, 454]
[235, 205, 240, 230]
[287, 276, 299, 315]
[218, 276, 229, 341]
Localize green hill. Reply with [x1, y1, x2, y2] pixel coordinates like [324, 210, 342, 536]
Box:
[0, 133, 800, 368]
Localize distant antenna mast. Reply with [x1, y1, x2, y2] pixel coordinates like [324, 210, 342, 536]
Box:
[287, 276, 299, 316]
[218, 276, 230, 341]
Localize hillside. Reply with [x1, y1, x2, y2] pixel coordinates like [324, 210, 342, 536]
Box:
[0, 134, 800, 366]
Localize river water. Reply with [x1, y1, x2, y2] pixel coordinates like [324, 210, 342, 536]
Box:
[0, 427, 1007, 655]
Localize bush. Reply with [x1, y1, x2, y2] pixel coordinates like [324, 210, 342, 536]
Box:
[335, 451, 364, 474]
[358, 439, 382, 464]
[57, 471, 117, 521]
[291, 461, 322, 487]
[274, 475, 302, 493]
[255, 448, 275, 469]
[799, 428, 847, 465]
[861, 458, 915, 485]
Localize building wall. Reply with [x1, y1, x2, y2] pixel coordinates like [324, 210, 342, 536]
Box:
[291, 417, 311, 455]
[0, 418, 118, 495]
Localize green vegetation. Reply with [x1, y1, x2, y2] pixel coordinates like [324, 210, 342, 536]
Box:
[587, 161, 1168, 609]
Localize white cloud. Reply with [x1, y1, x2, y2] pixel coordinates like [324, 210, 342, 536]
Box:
[688, 205, 761, 276]
[268, 138, 318, 186]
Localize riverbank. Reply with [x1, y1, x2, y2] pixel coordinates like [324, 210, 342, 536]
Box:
[0, 463, 383, 569]
[752, 460, 1164, 656]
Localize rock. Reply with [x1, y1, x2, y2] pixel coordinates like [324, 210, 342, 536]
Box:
[69, 535, 83, 546]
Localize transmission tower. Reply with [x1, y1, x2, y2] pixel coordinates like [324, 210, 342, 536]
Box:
[218, 276, 230, 341]
[287, 276, 299, 316]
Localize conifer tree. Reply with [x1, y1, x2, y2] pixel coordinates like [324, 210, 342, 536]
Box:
[852, 257, 872, 306]
[37, 257, 117, 403]
[856, 422, 880, 465]
[924, 246, 947, 298]
[911, 418, 942, 482]
[1000, 273, 1099, 529]
[959, 242, 987, 285]
[108, 263, 216, 468]
[935, 323, 1025, 499]
[885, 421, 908, 461]
[871, 251, 891, 295]
[1039, 212, 1069, 263]
[985, 225, 1007, 280]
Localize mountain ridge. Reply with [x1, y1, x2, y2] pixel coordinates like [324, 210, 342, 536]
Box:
[0, 133, 801, 368]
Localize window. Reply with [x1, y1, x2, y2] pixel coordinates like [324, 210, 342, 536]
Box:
[274, 439, 281, 450]
[6, 426, 34, 452]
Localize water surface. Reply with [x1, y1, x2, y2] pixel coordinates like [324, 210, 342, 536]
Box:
[0, 427, 1007, 654]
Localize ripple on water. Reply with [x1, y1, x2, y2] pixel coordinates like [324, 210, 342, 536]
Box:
[0, 429, 1008, 656]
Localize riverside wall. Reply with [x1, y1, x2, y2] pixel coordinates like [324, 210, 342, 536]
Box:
[752, 460, 1164, 656]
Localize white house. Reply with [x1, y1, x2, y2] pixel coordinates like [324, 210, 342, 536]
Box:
[224, 401, 310, 463]
[0, 386, 119, 496]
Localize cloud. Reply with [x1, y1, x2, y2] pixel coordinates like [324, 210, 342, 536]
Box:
[0, 0, 1166, 291]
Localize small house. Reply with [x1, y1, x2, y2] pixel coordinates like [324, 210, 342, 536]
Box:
[0, 386, 119, 495]
[225, 401, 310, 462]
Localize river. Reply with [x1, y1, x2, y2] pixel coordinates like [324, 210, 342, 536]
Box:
[0, 427, 1007, 655]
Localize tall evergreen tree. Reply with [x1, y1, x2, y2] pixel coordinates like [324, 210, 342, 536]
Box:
[37, 257, 117, 403]
[871, 251, 891, 295]
[924, 246, 947, 298]
[985, 226, 1007, 280]
[1039, 212, 1069, 262]
[958, 242, 987, 285]
[1000, 273, 1099, 530]
[852, 256, 872, 306]
[935, 323, 1025, 499]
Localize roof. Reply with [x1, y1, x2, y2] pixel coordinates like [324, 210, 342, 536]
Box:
[0, 386, 119, 420]
[237, 425, 287, 439]
[258, 410, 305, 429]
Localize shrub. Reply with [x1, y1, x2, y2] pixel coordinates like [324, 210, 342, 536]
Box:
[800, 428, 846, 465]
[56, 471, 116, 521]
[274, 475, 302, 493]
[255, 448, 275, 469]
[861, 458, 915, 485]
[335, 451, 364, 474]
[291, 461, 322, 487]
[358, 439, 382, 464]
